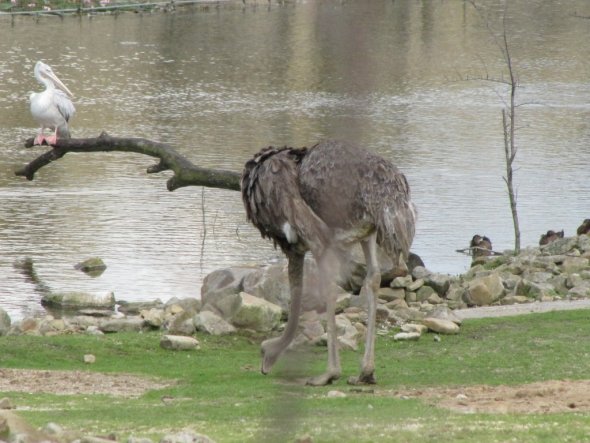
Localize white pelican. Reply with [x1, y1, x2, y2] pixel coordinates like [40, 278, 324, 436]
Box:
[29, 61, 75, 145]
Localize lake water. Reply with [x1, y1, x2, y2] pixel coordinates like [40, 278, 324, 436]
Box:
[1, 0, 589, 320]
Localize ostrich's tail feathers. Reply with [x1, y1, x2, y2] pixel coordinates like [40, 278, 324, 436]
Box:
[242, 146, 331, 256]
[375, 193, 417, 269]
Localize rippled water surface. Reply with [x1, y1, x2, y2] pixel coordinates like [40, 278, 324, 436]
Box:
[1, 0, 590, 320]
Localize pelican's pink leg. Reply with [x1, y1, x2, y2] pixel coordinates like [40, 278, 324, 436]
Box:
[45, 133, 58, 145]
[34, 128, 46, 145]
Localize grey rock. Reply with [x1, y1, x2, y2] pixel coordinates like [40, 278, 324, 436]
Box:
[423, 273, 451, 297]
[422, 317, 460, 335]
[385, 298, 409, 310]
[561, 257, 590, 274]
[229, 292, 282, 332]
[141, 308, 166, 328]
[167, 309, 197, 336]
[540, 236, 578, 255]
[201, 266, 260, 307]
[39, 317, 68, 336]
[501, 295, 531, 305]
[411, 266, 431, 280]
[568, 285, 590, 298]
[118, 299, 164, 315]
[465, 273, 505, 306]
[400, 323, 428, 334]
[516, 279, 556, 300]
[391, 275, 413, 289]
[41, 291, 116, 310]
[415, 286, 436, 302]
[378, 287, 405, 302]
[426, 293, 444, 304]
[407, 278, 425, 292]
[160, 335, 200, 351]
[194, 311, 236, 335]
[99, 317, 145, 333]
[393, 331, 421, 341]
[164, 297, 201, 316]
[74, 257, 107, 275]
[242, 262, 291, 311]
[428, 306, 463, 325]
[393, 307, 425, 322]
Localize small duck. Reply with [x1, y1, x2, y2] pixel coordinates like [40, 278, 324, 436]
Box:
[539, 229, 564, 246]
[577, 219, 590, 236]
[470, 234, 492, 258]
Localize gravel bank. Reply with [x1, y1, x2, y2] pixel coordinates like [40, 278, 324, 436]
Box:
[455, 299, 590, 320]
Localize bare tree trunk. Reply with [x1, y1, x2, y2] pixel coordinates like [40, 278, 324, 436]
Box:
[500, 23, 521, 254]
[502, 109, 520, 253]
[467, 1, 522, 254]
[15, 132, 241, 192]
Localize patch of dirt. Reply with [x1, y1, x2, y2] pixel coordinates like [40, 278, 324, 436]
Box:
[388, 379, 590, 414]
[0, 368, 174, 397]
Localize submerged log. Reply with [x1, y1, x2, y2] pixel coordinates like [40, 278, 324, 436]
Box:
[16, 132, 241, 192]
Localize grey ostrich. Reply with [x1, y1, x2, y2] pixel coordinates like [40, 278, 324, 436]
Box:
[241, 139, 416, 386]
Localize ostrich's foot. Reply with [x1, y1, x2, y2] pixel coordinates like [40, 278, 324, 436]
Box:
[347, 372, 377, 386]
[305, 371, 340, 387]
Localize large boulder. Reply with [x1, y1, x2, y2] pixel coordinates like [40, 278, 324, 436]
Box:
[201, 266, 260, 307]
[464, 273, 505, 306]
[242, 259, 339, 313]
[229, 292, 282, 332]
[242, 263, 291, 311]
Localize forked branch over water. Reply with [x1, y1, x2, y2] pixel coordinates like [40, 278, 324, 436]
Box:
[15, 132, 242, 192]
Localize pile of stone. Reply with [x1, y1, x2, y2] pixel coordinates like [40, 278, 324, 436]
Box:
[1, 235, 589, 349]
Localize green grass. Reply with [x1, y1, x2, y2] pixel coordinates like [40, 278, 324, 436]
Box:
[2, 310, 590, 442]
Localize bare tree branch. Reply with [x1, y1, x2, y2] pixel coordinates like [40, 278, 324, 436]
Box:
[15, 132, 242, 192]
[466, 0, 522, 254]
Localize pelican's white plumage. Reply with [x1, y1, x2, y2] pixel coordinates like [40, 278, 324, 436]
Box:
[29, 61, 75, 145]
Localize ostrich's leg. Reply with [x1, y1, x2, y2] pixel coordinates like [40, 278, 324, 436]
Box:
[260, 251, 304, 374]
[306, 253, 341, 386]
[348, 233, 380, 385]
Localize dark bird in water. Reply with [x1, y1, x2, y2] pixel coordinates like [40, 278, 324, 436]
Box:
[539, 229, 564, 246]
[241, 139, 416, 386]
[470, 234, 492, 258]
[577, 219, 590, 236]
[29, 61, 75, 145]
